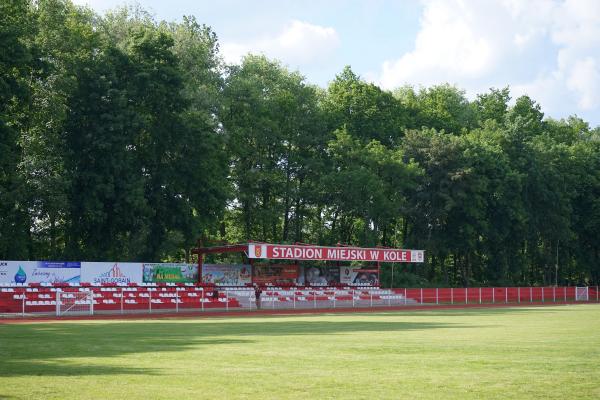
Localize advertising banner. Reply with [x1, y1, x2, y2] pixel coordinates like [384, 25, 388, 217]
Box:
[252, 264, 299, 284]
[31, 261, 81, 284]
[248, 243, 424, 263]
[0, 261, 36, 284]
[303, 265, 340, 285]
[81, 262, 143, 285]
[0, 261, 80, 284]
[143, 263, 198, 283]
[202, 264, 252, 286]
[340, 266, 379, 285]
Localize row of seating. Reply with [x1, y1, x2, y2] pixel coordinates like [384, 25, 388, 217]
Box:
[0, 283, 400, 314]
[3, 296, 240, 313]
[9, 291, 230, 300]
[259, 294, 406, 302]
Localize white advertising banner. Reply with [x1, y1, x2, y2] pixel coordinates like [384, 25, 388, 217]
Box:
[0, 261, 37, 284]
[81, 262, 144, 285]
[202, 264, 252, 286]
[340, 266, 379, 285]
[0, 261, 80, 284]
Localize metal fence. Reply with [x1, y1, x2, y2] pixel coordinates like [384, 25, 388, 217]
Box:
[1, 285, 598, 317]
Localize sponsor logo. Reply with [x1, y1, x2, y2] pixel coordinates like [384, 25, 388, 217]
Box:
[93, 263, 131, 285]
[144, 264, 196, 283]
[255, 246, 262, 258]
[14, 266, 27, 283]
[154, 268, 183, 281]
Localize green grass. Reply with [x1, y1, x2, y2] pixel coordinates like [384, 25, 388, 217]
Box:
[1, 305, 599, 399]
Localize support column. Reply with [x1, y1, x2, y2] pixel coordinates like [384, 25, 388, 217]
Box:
[197, 253, 204, 285]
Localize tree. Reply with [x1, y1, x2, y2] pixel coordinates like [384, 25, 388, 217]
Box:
[223, 55, 323, 243]
[474, 87, 510, 126]
[0, 0, 35, 258]
[325, 66, 407, 146]
[396, 84, 476, 134]
[319, 128, 421, 246]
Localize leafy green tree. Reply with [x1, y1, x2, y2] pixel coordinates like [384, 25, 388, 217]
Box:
[396, 84, 475, 134]
[20, 0, 100, 259]
[319, 128, 421, 246]
[168, 16, 229, 258]
[474, 87, 510, 126]
[325, 66, 407, 146]
[223, 55, 323, 243]
[0, 0, 35, 258]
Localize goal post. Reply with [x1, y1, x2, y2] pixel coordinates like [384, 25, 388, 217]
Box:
[56, 290, 94, 316]
[575, 287, 589, 301]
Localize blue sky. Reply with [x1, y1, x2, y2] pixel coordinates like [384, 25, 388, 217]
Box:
[74, 0, 600, 127]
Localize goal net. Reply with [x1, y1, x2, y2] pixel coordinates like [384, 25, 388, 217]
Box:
[56, 290, 94, 316]
[575, 287, 589, 301]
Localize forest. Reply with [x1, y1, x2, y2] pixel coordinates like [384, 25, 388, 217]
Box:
[2, 0, 600, 287]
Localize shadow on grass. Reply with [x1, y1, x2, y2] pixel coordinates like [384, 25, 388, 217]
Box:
[0, 318, 475, 377]
[386, 305, 577, 317]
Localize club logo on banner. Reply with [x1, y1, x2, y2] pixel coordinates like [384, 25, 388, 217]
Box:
[249, 244, 267, 259]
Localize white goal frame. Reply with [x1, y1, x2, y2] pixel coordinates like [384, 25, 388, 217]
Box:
[575, 286, 589, 301]
[56, 290, 94, 316]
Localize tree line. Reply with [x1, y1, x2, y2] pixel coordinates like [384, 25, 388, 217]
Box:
[2, 0, 600, 287]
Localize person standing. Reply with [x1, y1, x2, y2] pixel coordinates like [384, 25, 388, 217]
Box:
[254, 285, 262, 310]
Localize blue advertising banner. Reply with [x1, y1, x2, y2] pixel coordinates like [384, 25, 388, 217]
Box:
[30, 261, 81, 283]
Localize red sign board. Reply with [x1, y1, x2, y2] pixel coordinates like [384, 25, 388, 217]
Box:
[248, 244, 424, 263]
[252, 264, 299, 284]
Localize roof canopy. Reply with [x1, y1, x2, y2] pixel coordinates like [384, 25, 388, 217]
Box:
[193, 243, 424, 263]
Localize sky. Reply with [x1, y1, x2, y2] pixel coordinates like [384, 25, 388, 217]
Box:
[73, 0, 600, 127]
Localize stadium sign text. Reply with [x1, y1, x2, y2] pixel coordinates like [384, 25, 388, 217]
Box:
[248, 244, 424, 263]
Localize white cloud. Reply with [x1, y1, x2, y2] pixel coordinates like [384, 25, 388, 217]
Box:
[374, 0, 600, 122]
[221, 20, 340, 67]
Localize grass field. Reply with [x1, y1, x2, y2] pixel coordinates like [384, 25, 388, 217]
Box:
[1, 305, 599, 399]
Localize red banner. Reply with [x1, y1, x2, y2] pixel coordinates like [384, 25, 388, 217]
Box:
[252, 264, 299, 284]
[248, 243, 424, 263]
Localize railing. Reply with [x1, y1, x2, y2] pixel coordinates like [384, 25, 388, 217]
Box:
[400, 286, 593, 305]
[0, 286, 598, 317]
